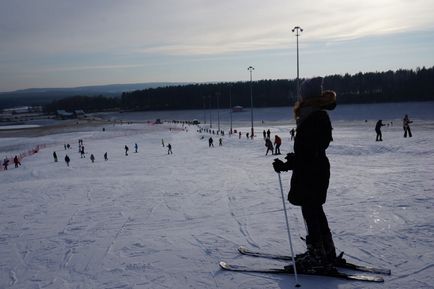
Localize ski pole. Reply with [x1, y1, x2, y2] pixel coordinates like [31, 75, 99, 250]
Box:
[277, 172, 301, 287]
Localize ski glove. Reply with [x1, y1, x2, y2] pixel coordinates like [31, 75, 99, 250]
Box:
[273, 158, 288, 172]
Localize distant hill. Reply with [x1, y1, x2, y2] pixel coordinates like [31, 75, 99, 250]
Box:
[0, 82, 185, 109]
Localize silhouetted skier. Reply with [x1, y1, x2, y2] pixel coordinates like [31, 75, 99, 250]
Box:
[290, 128, 295, 141]
[274, 135, 282, 155]
[125, 145, 129, 156]
[3, 157, 9, 170]
[53, 151, 58, 162]
[104, 152, 108, 161]
[209, 137, 214, 147]
[14, 156, 21, 168]
[375, 120, 385, 141]
[403, 114, 413, 138]
[64, 155, 70, 167]
[265, 138, 274, 155]
[167, 144, 173, 154]
[90, 154, 95, 163]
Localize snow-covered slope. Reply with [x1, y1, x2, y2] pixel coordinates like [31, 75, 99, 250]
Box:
[1, 102, 434, 289]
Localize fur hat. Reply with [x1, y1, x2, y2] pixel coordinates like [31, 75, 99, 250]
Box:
[300, 77, 323, 100]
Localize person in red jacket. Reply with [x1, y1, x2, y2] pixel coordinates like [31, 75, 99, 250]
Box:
[14, 156, 21, 168]
[274, 135, 282, 155]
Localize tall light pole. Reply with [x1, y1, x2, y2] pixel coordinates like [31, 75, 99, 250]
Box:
[209, 95, 212, 128]
[248, 66, 255, 139]
[216, 92, 220, 132]
[229, 84, 233, 135]
[292, 26, 303, 99]
[202, 95, 206, 124]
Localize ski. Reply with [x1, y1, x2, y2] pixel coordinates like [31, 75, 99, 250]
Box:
[238, 246, 391, 275]
[219, 261, 384, 282]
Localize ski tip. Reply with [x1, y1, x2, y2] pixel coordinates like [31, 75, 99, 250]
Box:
[219, 261, 229, 269]
[238, 246, 247, 253]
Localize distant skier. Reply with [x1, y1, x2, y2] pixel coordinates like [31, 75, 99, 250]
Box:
[104, 152, 108, 161]
[64, 144, 67, 150]
[64, 155, 70, 167]
[265, 138, 274, 155]
[219, 138, 223, 146]
[290, 128, 295, 141]
[134, 143, 138, 153]
[90, 154, 95, 163]
[14, 156, 21, 168]
[375, 120, 385, 141]
[273, 77, 337, 272]
[239, 131, 241, 139]
[209, 137, 214, 147]
[80, 146, 85, 158]
[162, 139, 165, 147]
[125, 145, 129, 156]
[3, 157, 9, 170]
[53, 151, 58, 162]
[403, 114, 413, 138]
[266, 129, 271, 139]
[263, 130, 266, 139]
[167, 143, 173, 154]
[274, 135, 282, 155]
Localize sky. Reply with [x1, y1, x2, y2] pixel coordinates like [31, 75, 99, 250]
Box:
[0, 0, 433, 92]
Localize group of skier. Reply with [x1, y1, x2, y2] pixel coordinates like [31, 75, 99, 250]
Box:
[57, 139, 111, 167]
[2, 156, 21, 170]
[375, 114, 413, 141]
[264, 134, 282, 155]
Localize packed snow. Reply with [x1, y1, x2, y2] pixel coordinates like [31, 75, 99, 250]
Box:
[1, 102, 434, 289]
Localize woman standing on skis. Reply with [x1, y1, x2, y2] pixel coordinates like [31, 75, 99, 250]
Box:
[272, 77, 337, 271]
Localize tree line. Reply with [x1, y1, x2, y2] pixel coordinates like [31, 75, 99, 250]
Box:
[45, 66, 434, 113]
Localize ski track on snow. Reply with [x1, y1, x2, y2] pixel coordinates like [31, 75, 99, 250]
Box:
[2, 104, 434, 289]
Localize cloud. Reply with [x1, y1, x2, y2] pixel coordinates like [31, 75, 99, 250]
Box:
[1, 0, 433, 57]
[1, 0, 433, 90]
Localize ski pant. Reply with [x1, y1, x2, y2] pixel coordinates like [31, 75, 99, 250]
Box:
[375, 130, 382, 141]
[404, 126, 412, 138]
[275, 144, 281, 155]
[301, 205, 331, 245]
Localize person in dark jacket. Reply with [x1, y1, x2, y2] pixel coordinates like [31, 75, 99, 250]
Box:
[273, 77, 337, 270]
[3, 157, 9, 170]
[53, 151, 58, 162]
[265, 138, 274, 155]
[403, 114, 412, 138]
[14, 156, 21, 168]
[64, 155, 70, 167]
[375, 120, 385, 141]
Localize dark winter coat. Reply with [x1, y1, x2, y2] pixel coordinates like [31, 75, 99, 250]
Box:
[288, 110, 332, 206]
